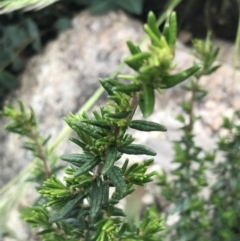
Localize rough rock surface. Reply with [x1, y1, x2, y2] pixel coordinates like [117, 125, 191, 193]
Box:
[0, 10, 240, 241]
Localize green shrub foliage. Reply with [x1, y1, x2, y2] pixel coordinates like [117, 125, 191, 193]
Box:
[157, 33, 220, 241]
[209, 110, 240, 241]
[1, 11, 201, 241]
[2, 7, 239, 241]
[0, 100, 60, 182]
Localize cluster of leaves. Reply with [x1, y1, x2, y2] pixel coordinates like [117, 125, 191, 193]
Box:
[155, 28, 240, 241]
[157, 33, 220, 241]
[0, 100, 59, 182]
[118, 11, 199, 118]
[11, 11, 201, 241]
[209, 110, 240, 241]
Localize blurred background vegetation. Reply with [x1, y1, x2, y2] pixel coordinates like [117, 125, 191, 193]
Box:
[0, 0, 239, 108]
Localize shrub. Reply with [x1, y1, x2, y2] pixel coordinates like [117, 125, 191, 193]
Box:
[1, 6, 239, 241]
[1, 11, 201, 241]
[157, 33, 219, 241]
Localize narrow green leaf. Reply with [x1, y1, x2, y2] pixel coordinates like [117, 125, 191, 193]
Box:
[99, 78, 115, 96]
[139, 94, 145, 116]
[108, 166, 127, 195]
[124, 60, 140, 71]
[73, 122, 103, 139]
[147, 11, 160, 39]
[113, 84, 141, 93]
[69, 137, 85, 149]
[105, 111, 130, 119]
[121, 159, 129, 174]
[129, 120, 167, 132]
[143, 158, 154, 166]
[125, 52, 151, 63]
[42, 135, 51, 146]
[112, 206, 126, 216]
[90, 178, 103, 218]
[142, 84, 155, 118]
[81, 120, 112, 130]
[128, 179, 146, 186]
[74, 157, 101, 177]
[212, 47, 220, 62]
[22, 142, 35, 151]
[118, 223, 127, 236]
[143, 24, 162, 47]
[121, 134, 135, 147]
[93, 110, 102, 121]
[60, 153, 94, 167]
[49, 193, 85, 222]
[118, 74, 136, 80]
[18, 100, 25, 113]
[102, 145, 118, 175]
[125, 163, 139, 176]
[118, 144, 157, 156]
[163, 23, 170, 45]
[95, 219, 108, 228]
[160, 65, 201, 89]
[37, 229, 54, 235]
[106, 205, 114, 216]
[29, 108, 36, 124]
[106, 79, 124, 87]
[168, 12, 177, 50]
[81, 111, 90, 120]
[205, 64, 221, 75]
[126, 40, 141, 55]
[102, 183, 109, 204]
[124, 52, 151, 71]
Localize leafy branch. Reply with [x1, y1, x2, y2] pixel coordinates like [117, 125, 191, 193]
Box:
[0, 101, 54, 181]
[209, 110, 240, 241]
[157, 33, 220, 241]
[2, 11, 201, 241]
